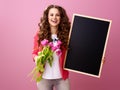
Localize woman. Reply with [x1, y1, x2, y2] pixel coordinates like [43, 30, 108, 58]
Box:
[32, 5, 70, 90]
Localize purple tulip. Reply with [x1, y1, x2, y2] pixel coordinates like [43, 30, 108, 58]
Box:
[41, 39, 49, 46]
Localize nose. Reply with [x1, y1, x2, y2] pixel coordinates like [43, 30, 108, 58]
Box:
[53, 15, 57, 19]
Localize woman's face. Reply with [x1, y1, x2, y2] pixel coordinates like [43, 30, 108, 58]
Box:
[48, 8, 61, 28]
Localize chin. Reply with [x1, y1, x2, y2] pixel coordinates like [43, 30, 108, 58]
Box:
[50, 24, 59, 27]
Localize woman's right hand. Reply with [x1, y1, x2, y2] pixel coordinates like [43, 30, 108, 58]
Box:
[34, 56, 39, 64]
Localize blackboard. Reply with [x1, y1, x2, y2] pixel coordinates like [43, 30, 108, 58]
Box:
[64, 14, 112, 77]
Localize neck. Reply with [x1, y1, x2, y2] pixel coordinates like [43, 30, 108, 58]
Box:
[50, 26, 58, 34]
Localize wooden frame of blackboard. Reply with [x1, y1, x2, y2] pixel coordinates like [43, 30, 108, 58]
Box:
[64, 14, 112, 78]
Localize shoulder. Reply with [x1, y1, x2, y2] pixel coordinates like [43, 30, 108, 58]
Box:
[33, 29, 40, 40]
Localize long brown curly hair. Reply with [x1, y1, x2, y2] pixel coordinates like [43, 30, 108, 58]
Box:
[37, 5, 70, 49]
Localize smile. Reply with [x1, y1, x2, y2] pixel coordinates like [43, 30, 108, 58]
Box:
[51, 20, 58, 23]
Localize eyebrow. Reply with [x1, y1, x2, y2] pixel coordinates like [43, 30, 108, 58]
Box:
[49, 13, 60, 15]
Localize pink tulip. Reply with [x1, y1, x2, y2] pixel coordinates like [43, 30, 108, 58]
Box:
[57, 40, 62, 46]
[55, 45, 60, 49]
[41, 39, 49, 46]
[51, 46, 57, 51]
[48, 42, 53, 48]
[56, 49, 62, 56]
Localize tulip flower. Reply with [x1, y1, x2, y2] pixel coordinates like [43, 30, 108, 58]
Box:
[30, 39, 62, 82]
[41, 39, 49, 46]
[57, 40, 62, 45]
[56, 49, 62, 56]
[48, 42, 53, 48]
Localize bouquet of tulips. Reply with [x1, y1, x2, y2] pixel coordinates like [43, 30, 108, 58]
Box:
[30, 39, 62, 82]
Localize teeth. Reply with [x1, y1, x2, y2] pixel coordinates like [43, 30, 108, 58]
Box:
[52, 20, 57, 23]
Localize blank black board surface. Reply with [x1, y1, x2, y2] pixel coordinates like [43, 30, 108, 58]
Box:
[64, 14, 111, 77]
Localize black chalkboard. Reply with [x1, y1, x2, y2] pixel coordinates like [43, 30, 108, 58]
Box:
[64, 14, 111, 77]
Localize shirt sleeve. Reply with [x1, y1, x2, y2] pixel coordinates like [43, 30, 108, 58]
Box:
[32, 31, 43, 61]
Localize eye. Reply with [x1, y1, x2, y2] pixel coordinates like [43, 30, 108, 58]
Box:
[56, 14, 60, 16]
[50, 13, 53, 16]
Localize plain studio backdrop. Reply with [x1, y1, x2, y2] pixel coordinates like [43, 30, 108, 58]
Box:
[0, 0, 120, 90]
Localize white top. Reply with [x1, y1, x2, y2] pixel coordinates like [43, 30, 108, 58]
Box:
[42, 34, 62, 79]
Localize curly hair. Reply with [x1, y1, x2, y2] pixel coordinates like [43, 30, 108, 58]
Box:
[37, 5, 70, 49]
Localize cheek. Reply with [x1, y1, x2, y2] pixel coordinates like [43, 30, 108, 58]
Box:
[48, 17, 51, 23]
[58, 17, 61, 23]
[48, 15, 51, 20]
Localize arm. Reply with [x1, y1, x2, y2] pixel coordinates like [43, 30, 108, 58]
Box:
[32, 31, 43, 62]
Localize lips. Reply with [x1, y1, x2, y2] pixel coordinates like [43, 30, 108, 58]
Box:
[51, 20, 57, 23]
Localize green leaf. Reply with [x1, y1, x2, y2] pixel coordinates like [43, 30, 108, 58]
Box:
[36, 74, 42, 82]
[47, 56, 53, 67]
[29, 44, 56, 82]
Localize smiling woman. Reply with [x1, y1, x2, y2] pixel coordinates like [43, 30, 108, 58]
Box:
[32, 5, 70, 90]
[48, 8, 61, 30]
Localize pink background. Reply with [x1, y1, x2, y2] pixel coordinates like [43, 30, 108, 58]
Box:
[0, 0, 120, 90]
